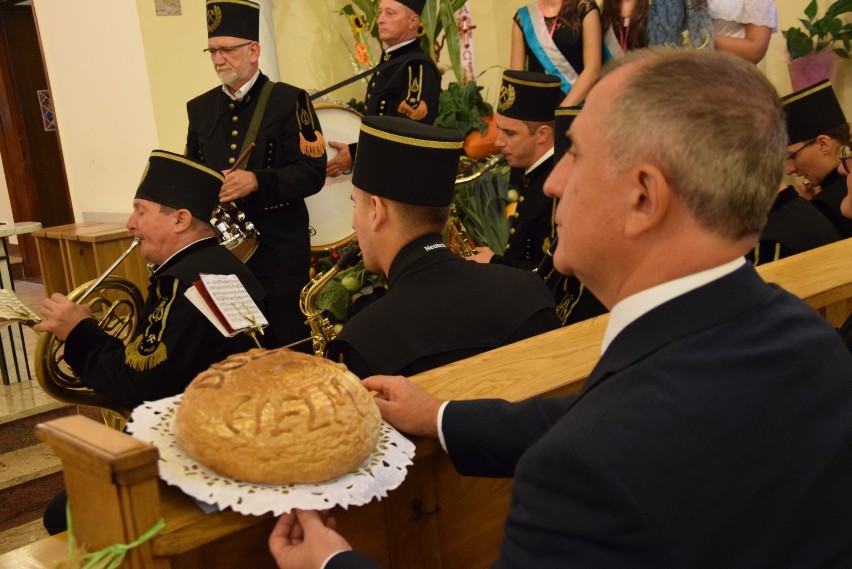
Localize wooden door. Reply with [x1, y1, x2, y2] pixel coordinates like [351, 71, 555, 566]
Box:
[0, 1, 74, 277]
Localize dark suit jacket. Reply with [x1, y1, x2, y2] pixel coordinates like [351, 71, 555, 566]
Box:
[443, 264, 852, 568]
[327, 263, 852, 568]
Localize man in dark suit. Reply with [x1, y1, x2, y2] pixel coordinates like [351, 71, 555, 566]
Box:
[268, 50, 852, 568]
[468, 70, 563, 270]
[325, 0, 441, 178]
[782, 80, 852, 238]
[186, 0, 326, 349]
[325, 116, 559, 378]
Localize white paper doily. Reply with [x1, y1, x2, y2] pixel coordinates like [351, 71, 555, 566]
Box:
[127, 394, 416, 516]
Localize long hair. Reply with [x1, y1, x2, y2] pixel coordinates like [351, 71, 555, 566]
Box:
[554, 0, 585, 42]
[600, 0, 649, 49]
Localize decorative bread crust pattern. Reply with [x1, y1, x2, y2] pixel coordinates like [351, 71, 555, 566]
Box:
[175, 348, 381, 484]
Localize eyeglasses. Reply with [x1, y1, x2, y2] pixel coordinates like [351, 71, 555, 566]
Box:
[841, 144, 852, 175]
[786, 138, 816, 162]
[202, 41, 253, 58]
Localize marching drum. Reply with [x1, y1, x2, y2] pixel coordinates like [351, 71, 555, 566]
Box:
[306, 103, 362, 251]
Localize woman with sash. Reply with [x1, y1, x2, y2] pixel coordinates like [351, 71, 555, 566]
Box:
[510, 0, 602, 106]
[600, 0, 714, 60]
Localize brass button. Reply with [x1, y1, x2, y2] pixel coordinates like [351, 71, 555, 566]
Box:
[232, 116, 239, 123]
[228, 157, 236, 164]
[509, 228, 516, 235]
[230, 143, 237, 150]
[229, 103, 235, 110]
[513, 212, 520, 218]
[231, 130, 238, 136]
[519, 195, 525, 203]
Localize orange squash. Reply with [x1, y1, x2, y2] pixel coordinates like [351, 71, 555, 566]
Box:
[463, 114, 500, 160]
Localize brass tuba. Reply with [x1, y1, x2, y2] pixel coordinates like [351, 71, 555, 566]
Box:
[297, 246, 362, 356]
[34, 238, 144, 428]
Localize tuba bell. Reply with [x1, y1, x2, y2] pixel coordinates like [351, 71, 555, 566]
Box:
[34, 238, 144, 429]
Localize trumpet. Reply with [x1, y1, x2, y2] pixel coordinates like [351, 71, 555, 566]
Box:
[35, 237, 145, 427]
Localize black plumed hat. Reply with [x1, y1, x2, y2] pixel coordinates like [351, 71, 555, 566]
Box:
[781, 80, 847, 144]
[497, 71, 562, 122]
[135, 150, 222, 221]
[353, 116, 463, 207]
[397, 0, 426, 15]
[206, 0, 260, 42]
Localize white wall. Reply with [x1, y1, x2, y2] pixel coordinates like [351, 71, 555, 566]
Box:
[31, 0, 159, 221]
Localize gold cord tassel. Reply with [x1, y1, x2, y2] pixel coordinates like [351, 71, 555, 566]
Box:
[300, 131, 327, 158]
[124, 337, 168, 371]
[397, 100, 428, 121]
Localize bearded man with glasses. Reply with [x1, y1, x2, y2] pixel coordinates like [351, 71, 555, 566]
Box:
[781, 80, 852, 238]
[185, 0, 326, 351]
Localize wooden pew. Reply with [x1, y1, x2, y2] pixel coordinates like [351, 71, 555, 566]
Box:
[2, 238, 850, 569]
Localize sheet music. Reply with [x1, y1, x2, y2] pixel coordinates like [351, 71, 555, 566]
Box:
[0, 289, 40, 326]
[199, 273, 268, 330]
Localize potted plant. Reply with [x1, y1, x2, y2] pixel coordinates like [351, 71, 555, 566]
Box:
[783, 0, 852, 90]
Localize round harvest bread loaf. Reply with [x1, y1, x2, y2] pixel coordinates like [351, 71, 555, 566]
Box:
[174, 348, 381, 484]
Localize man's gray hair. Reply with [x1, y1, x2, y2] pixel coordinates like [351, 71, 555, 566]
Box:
[602, 49, 787, 240]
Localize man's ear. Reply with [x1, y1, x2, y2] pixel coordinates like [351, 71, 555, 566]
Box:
[814, 134, 836, 156]
[369, 195, 387, 232]
[536, 124, 554, 146]
[624, 164, 670, 238]
[174, 209, 194, 232]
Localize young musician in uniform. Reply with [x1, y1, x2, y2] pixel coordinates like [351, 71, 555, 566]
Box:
[467, 70, 563, 270]
[325, 0, 441, 178]
[325, 116, 559, 378]
[186, 0, 326, 349]
[782, 80, 852, 238]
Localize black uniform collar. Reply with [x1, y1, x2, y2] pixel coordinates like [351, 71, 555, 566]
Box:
[387, 233, 452, 287]
[152, 237, 219, 278]
[381, 40, 423, 61]
[513, 156, 555, 188]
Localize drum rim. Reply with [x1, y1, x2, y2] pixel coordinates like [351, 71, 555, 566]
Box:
[309, 103, 361, 252]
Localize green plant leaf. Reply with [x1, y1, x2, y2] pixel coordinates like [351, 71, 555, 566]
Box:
[805, 0, 819, 21]
[440, 0, 464, 84]
[826, 0, 852, 19]
[315, 279, 352, 322]
[784, 27, 814, 58]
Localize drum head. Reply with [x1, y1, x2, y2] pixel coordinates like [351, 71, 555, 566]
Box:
[306, 104, 362, 251]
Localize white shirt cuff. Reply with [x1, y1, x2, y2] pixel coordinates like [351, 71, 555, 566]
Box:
[437, 400, 450, 453]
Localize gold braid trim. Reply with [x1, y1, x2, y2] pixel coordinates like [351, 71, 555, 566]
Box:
[556, 282, 585, 326]
[300, 130, 327, 158]
[124, 279, 178, 371]
[397, 100, 428, 121]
